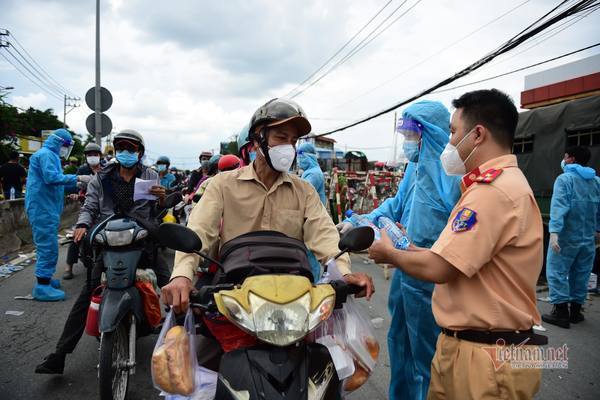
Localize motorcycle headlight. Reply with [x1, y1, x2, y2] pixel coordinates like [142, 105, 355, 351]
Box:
[251, 292, 310, 346]
[105, 229, 135, 246]
[308, 295, 335, 331]
[221, 295, 255, 332]
[221, 292, 336, 347]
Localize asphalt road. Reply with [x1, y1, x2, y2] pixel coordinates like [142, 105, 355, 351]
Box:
[0, 245, 598, 400]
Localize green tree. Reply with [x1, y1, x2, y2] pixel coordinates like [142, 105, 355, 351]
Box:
[0, 100, 20, 163]
[18, 107, 64, 137]
[220, 140, 238, 155]
[0, 100, 84, 163]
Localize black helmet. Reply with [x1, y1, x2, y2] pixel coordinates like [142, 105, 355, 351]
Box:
[83, 143, 102, 154]
[248, 98, 311, 141]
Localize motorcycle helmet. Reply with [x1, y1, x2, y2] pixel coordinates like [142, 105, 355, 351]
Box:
[113, 129, 145, 154]
[218, 154, 241, 172]
[237, 124, 253, 165]
[157, 155, 171, 166]
[207, 154, 221, 176]
[248, 98, 311, 171]
[249, 98, 311, 140]
[84, 142, 102, 154]
[199, 150, 213, 162]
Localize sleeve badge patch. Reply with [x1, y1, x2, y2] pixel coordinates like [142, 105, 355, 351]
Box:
[452, 207, 477, 232]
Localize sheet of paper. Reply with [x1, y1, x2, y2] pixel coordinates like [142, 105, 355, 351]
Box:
[133, 178, 158, 201]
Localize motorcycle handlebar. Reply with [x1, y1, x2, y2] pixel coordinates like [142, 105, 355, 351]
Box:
[346, 283, 364, 295]
[189, 280, 362, 312]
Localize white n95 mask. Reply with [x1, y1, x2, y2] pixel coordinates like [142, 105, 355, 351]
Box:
[440, 129, 477, 176]
[265, 144, 296, 172]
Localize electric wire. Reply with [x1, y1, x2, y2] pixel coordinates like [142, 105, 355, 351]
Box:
[330, 0, 533, 110]
[0, 50, 63, 100]
[283, 0, 395, 98]
[8, 31, 78, 97]
[431, 42, 600, 94]
[3, 47, 65, 98]
[314, 0, 599, 137]
[290, 0, 421, 99]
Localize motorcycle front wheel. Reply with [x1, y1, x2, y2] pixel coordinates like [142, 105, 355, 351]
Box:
[99, 319, 130, 400]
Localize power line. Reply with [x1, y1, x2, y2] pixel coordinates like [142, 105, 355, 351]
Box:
[2, 47, 65, 98]
[0, 50, 63, 100]
[6, 30, 78, 97]
[314, 0, 598, 137]
[477, 2, 599, 71]
[330, 0, 533, 110]
[432, 42, 600, 94]
[330, 0, 423, 70]
[290, 0, 421, 99]
[283, 0, 395, 98]
[7, 42, 71, 97]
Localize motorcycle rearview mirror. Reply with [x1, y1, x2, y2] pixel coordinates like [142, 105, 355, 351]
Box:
[162, 192, 183, 209]
[159, 223, 202, 253]
[334, 226, 375, 259]
[158, 223, 223, 268]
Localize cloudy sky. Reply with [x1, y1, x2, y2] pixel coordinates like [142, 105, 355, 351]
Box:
[2, 0, 599, 168]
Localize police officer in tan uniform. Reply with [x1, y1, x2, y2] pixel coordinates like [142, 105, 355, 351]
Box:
[369, 89, 547, 400]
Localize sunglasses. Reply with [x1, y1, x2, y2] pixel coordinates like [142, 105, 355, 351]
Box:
[114, 141, 140, 153]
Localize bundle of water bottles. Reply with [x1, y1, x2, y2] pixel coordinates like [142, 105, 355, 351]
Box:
[345, 210, 410, 250]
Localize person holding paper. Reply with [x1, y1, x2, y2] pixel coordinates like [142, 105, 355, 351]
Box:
[35, 129, 171, 375]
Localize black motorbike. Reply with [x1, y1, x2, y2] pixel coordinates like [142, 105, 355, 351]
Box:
[89, 193, 181, 400]
[158, 223, 375, 400]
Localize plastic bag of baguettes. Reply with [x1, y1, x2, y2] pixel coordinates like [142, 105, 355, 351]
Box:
[151, 307, 198, 396]
[339, 296, 380, 394]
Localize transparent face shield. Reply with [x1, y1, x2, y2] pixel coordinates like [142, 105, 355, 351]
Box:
[53, 134, 74, 159]
[396, 118, 423, 142]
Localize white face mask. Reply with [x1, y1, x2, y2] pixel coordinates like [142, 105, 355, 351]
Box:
[87, 156, 100, 166]
[440, 128, 477, 176]
[263, 144, 296, 172]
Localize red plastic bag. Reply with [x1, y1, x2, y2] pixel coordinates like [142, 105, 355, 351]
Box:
[135, 280, 161, 327]
[85, 286, 104, 337]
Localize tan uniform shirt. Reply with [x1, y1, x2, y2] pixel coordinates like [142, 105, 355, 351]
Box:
[172, 164, 351, 281]
[431, 154, 542, 331]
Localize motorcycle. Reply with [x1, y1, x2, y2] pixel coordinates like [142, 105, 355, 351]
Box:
[88, 193, 181, 400]
[157, 223, 375, 400]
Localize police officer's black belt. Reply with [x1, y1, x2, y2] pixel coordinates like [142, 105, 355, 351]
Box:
[441, 328, 548, 345]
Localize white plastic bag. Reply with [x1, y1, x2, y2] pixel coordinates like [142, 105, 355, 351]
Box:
[312, 309, 356, 380]
[152, 308, 198, 396]
[164, 366, 218, 400]
[318, 259, 344, 284]
[339, 297, 380, 393]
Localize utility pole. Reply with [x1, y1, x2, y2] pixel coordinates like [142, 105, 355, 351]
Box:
[63, 94, 81, 128]
[94, 0, 101, 145]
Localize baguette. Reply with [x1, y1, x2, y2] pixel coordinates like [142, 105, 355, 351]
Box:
[151, 344, 173, 393]
[164, 326, 194, 395]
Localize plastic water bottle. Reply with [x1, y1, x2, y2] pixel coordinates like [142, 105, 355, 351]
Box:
[345, 210, 381, 240]
[9, 187, 15, 200]
[377, 216, 410, 250]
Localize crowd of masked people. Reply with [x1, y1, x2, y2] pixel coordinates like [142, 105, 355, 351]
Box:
[6, 89, 598, 400]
